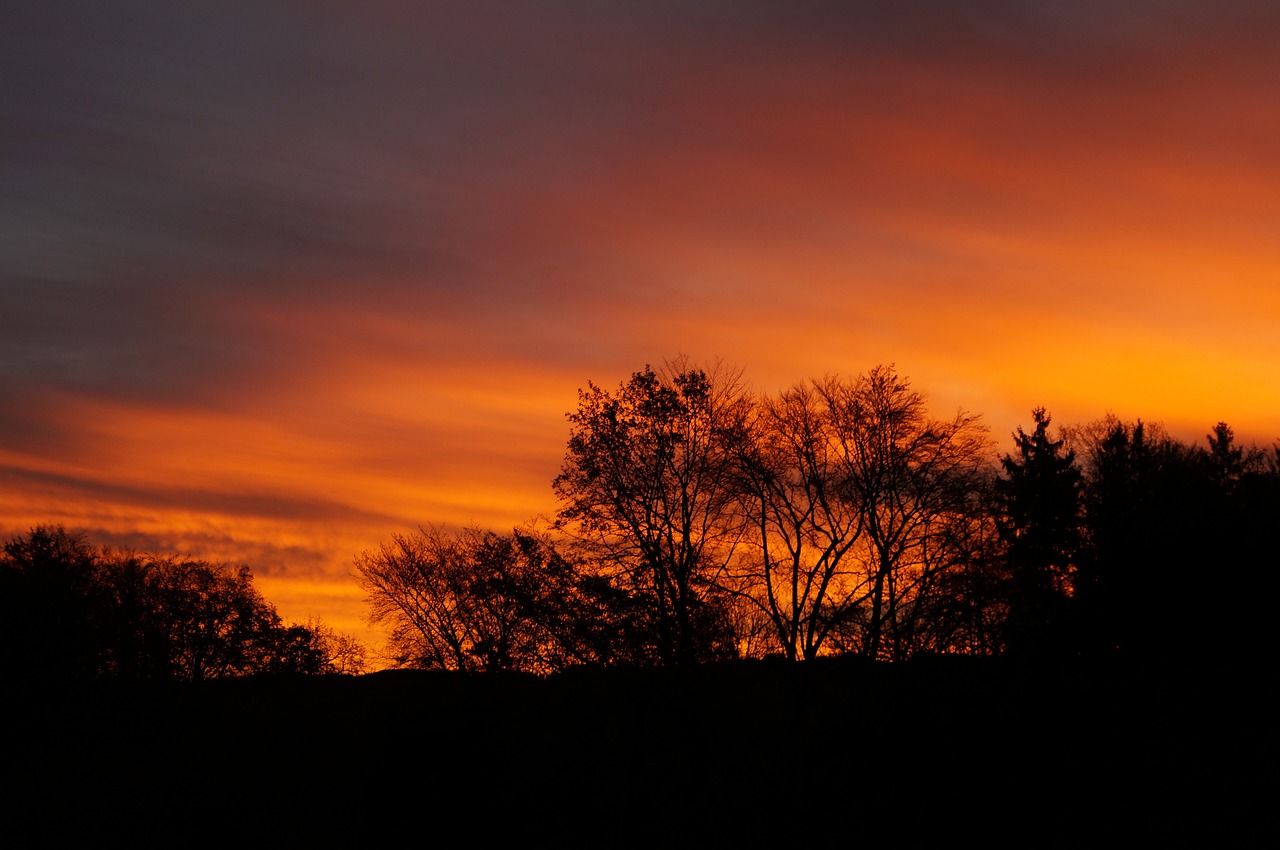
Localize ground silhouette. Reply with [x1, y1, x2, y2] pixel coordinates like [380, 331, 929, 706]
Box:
[6, 653, 1232, 845]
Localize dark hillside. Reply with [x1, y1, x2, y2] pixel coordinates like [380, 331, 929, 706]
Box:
[7, 656, 1231, 844]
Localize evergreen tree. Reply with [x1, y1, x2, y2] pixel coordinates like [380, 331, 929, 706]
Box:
[995, 408, 1082, 657]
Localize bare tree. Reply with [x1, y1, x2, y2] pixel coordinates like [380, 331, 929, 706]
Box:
[552, 359, 751, 665]
[732, 368, 992, 661]
[818, 366, 992, 661]
[358, 526, 504, 672]
[732, 379, 868, 660]
[356, 524, 634, 673]
[296, 617, 367, 675]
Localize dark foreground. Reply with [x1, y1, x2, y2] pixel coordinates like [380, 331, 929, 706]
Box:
[6, 655, 1251, 845]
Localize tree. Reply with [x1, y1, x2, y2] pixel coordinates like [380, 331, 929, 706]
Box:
[1074, 418, 1211, 657]
[917, 477, 1007, 656]
[296, 617, 368, 675]
[0, 526, 102, 680]
[148, 560, 288, 680]
[995, 407, 1082, 658]
[726, 367, 995, 662]
[819, 366, 992, 660]
[1206, 421, 1245, 490]
[0, 526, 359, 680]
[356, 524, 633, 673]
[1073, 418, 1280, 661]
[553, 359, 749, 665]
[357, 526, 497, 672]
[732, 378, 869, 661]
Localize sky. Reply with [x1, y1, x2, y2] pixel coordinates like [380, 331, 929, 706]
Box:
[4, 1, 1278, 655]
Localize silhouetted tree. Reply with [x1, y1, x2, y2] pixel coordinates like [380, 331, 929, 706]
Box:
[1206, 421, 1245, 490]
[553, 359, 749, 665]
[356, 525, 641, 672]
[818, 366, 992, 661]
[1074, 419, 1222, 658]
[995, 408, 1082, 658]
[293, 617, 367, 675]
[919, 478, 1007, 656]
[1075, 419, 1155, 655]
[0, 526, 101, 680]
[1200, 423, 1279, 661]
[357, 526, 499, 672]
[147, 560, 288, 679]
[732, 377, 874, 661]
[0, 526, 359, 680]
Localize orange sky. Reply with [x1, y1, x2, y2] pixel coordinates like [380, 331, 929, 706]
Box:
[3, 1, 1278, 657]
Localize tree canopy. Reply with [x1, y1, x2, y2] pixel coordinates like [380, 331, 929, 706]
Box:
[360, 360, 1279, 670]
[552, 359, 749, 665]
[11, 361, 1276, 679]
[0, 526, 364, 681]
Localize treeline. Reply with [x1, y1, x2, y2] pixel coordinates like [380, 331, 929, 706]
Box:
[359, 360, 1279, 672]
[6, 360, 1275, 680]
[0, 527, 365, 682]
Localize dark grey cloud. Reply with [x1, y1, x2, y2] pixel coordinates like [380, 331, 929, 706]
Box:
[1, 1, 681, 407]
[0, 461, 404, 529]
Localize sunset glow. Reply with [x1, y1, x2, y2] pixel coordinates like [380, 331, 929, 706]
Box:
[4, 1, 1278, 655]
